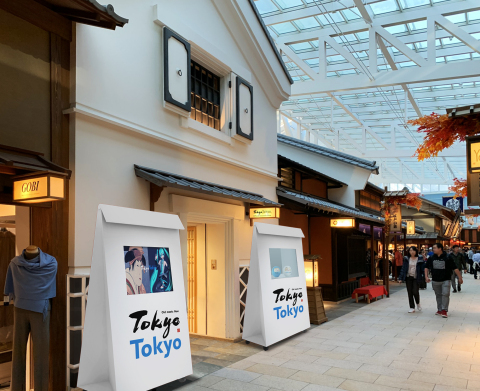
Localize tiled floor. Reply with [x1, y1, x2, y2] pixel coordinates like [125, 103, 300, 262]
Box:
[172, 274, 480, 391]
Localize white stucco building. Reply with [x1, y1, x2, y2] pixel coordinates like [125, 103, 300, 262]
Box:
[68, 0, 291, 344]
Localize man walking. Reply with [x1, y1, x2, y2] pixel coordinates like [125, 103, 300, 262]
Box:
[468, 248, 474, 274]
[425, 243, 463, 318]
[473, 250, 480, 279]
[449, 245, 466, 292]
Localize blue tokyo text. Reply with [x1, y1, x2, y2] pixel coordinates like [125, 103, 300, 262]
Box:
[130, 337, 182, 359]
[273, 304, 303, 319]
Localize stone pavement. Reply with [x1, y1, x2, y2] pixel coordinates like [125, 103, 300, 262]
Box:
[175, 274, 480, 391]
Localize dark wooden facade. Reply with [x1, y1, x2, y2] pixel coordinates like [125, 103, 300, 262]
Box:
[0, 1, 126, 389]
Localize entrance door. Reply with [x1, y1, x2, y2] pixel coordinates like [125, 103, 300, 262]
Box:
[205, 223, 225, 338]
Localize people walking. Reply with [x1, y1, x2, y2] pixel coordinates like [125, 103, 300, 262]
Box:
[449, 245, 467, 293]
[398, 246, 425, 313]
[468, 248, 474, 274]
[395, 249, 403, 282]
[473, 250, 480, 279]
[425, 243, 463, 318]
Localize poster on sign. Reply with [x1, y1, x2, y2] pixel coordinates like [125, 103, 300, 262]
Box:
[77, 205, 192, 391]
[243, 223, 309, 349]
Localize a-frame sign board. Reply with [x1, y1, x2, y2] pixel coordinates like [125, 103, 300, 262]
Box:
[243, 223, 310, 349]
[77, 205, 192, 391]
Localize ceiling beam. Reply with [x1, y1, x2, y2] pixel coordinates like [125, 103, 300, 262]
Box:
[276, 0, 480, 44]
[291, 59, 480, 95]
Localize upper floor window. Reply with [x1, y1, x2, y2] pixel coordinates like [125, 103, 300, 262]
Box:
[280, 167, 294, 188]
[359, 190, 381, 212]
[190, 60, 220, 131]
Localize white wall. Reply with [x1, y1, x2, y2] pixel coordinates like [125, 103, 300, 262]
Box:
[71, 115, 278, 270]
[277, 142, 374, 208]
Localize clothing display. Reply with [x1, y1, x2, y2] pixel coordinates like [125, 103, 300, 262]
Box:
[4, 249, 57, 319]
[3, 248, 57, 391]
[10, 307, 50, 391]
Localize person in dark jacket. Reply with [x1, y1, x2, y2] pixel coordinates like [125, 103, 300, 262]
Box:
[399, 246, 425, 313]
[449, 245, 467, 293]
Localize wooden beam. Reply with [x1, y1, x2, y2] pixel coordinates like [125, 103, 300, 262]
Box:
[0, 0, 72, 41]
[150, 183, 164, 211]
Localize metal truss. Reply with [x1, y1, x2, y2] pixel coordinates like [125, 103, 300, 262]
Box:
[258, 0, 477, 188]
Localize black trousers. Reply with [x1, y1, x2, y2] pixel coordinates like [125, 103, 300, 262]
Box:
[406, 276, 420, 309]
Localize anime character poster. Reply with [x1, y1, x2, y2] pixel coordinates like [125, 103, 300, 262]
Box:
[124, 246, 173, 296]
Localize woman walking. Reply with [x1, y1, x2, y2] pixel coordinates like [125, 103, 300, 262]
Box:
[399, 246, 425, 313]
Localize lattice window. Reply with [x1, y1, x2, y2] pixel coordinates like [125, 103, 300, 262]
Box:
[239, 266, 249, 333]
[190, 60, 221, 130]
[66, 274, 89, 390]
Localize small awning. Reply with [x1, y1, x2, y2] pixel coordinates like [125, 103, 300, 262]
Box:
[277, 187, 384, 224]
[0, 145, 71, 178]
[135, 165, 280, 207]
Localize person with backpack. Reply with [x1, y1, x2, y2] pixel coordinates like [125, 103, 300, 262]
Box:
[398, 246, 425, 313]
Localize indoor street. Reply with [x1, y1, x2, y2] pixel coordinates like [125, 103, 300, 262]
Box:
[180, 276, 480, 391]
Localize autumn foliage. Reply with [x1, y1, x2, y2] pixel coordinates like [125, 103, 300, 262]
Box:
[408, 113, 480, 161]
[448, 178, 467, 199]
[382, 193, 423, 235]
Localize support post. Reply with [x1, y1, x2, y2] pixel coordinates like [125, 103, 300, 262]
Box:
[394, 234, 398, 281]
[370, 224, 375, 285]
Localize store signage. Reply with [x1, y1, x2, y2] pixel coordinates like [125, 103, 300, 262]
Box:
[78, 205, 191, 391]
[389, 204, 402, 233]
[330, 218, 355, 228]
[243, 223, 309, 349]
[358, 224, 382, 240]
[467, 136, 480, 207]
[13, 172, 66, 203]
[249, 207, 280, 219]
[406, 220, 415, 235]
[443, 196, 464, 212]
[468, 136, 480, 173]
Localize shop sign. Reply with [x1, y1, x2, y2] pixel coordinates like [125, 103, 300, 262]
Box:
[406, 220, 415, 235]
[358, 224, 382, 240]
[249, 207, 280, 219]
[13, 172, 66, 203]
[443, 196, 464, 212]
[78, 205, 192, 391]
[330, 218, 355, 228]
[243, 223, 309, 348]
[389, 204, 402, 233]
[467, 136, 480, 207]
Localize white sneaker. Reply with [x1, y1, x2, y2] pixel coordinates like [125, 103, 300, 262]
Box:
[408, 308, 415, 313]
[417, 305, 422, 312]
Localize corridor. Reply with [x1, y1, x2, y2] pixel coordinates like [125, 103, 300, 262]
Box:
[182, 274, 480, 391]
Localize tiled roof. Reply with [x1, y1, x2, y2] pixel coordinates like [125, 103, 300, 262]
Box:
[278, 134, 379, 173]
[135, 165, 280, 206]
[277, 187, 384, 224]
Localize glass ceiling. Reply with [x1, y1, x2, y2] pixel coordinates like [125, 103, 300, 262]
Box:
[255, 0, 480, 188]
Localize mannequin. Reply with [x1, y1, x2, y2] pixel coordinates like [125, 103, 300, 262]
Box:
[4, 245, 57, 391]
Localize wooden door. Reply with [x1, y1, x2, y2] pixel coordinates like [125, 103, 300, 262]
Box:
[187, 227, 197, 333]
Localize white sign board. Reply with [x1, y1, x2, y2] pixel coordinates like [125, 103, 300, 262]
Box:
[78, 205, 192, 391]
[243, 223, 310, 348]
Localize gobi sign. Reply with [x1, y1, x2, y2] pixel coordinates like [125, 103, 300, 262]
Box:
[77, 205, 192, 391]
[243, 223, 309, 349]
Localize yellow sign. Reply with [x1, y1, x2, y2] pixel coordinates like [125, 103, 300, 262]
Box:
[470, 141, 480, 173]
[249, 207, 280, 219]
[406, 220, 415, 235]
[13, 172, 66, 203]
[389, 204, 402, 233]
[330, 218, 355, 228]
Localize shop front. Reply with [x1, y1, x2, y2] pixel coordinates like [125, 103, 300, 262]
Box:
[275, 142, 384, 302]
[0, 1, 127, 389]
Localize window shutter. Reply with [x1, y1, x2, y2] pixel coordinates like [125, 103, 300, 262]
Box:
[163, 27, 191, 112]
[236, 76, 253, 140]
